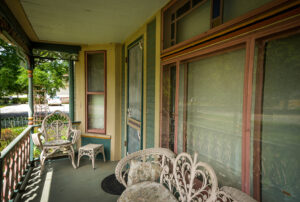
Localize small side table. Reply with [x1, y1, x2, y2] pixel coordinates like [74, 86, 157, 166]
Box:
[77, 144, 106, 169]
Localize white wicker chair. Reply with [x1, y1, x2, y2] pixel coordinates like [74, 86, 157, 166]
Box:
[115, 148, 176, 188]
[32, 110, 81, 173]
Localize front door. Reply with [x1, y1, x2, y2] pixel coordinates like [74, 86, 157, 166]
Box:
[126, 38, 143, 154]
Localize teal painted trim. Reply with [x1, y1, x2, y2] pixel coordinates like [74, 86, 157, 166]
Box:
[32, 42, 81, 54]
[28, 57, 34, 161]
[69, 60, 75, 122]
[146, 19, 156, 148]
[126, 36, 144, 153]
[28, 57, 34, 119]
[81, 137, 111, 160]
[121, 45, 126, 158]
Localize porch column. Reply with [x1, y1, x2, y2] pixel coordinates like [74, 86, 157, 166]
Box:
[69, 60, 74, 122]
[28, 56, 34, 161]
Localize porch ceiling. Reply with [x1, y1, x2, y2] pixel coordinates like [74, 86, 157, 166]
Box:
[9, 0, 169, 45]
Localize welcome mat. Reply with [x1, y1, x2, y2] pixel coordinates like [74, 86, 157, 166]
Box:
[101, 174, 125, 195]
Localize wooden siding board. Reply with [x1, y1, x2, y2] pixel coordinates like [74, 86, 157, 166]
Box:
[121, 45, 126, 157]
[146, 19, 156, 148]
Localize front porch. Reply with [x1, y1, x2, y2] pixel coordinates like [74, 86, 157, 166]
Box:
[23, 157, 118, 202]
[0, 0, 299, 201]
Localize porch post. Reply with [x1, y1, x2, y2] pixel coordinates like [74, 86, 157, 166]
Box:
[69, 60, 75, 122]
[28, 56, 34, 161]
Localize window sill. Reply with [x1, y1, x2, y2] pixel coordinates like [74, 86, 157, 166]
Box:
[81, 133, 111, 139]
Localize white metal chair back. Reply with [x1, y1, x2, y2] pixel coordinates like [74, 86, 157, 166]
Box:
[171, 153, 218, 202]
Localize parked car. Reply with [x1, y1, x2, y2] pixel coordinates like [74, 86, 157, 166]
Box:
[48, 96, 62, 106]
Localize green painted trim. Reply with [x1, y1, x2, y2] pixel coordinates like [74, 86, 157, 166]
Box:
[32, 42, 81, 54]
[146, 18, 156, 148]
[28, 57, 34, 119]
[69, 60, 75, 122]
[81, 137, 111, 160]
[121, 45, 126, 157]
[126, 36, 144, 153]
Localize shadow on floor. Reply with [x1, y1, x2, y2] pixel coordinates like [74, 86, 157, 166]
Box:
[22, 157, 119, 202]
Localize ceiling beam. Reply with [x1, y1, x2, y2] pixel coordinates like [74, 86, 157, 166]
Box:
[0, 0, 31, 50]
[32, 42, 81, 54]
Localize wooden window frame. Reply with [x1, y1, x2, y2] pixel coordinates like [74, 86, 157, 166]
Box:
[161, 0, 297, 55]
[160, 11, 300, 200]
[85, 50, 107, 134]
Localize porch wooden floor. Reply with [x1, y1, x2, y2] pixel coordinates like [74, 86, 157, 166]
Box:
[21, 157, 119, 202]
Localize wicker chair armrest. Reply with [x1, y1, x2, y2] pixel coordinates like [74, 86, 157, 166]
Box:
[69, 129, 81, 144]
[32, 132, 43, 149]
[115, 148, 176, 188]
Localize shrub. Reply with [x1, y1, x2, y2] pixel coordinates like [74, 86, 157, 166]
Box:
[0, 127, 26, 151]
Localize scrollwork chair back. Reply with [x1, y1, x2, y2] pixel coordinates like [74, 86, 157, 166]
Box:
[173, 153, 218, 202]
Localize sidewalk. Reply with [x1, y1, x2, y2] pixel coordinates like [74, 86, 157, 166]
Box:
[0, 104, 69, 114]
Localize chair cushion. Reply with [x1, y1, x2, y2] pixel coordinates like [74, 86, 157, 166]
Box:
[118, 181, 177, 202]
[127, 160, 162, 186]
[44, 139, 71, 147]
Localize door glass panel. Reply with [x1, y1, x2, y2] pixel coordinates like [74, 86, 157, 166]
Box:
[252, 33, 300, 202]
[127, 126, 141, 154]
[128, 43, 143, 121]
[87, 94, 104, 129]
[87, 53, 105, 92]
[161, 64, 176, 151]
[179, 48, 245, 188]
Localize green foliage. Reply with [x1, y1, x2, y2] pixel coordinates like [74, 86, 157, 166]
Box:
[34, 59, 69, 97]
[19, 59, 69, 97]
[0, 38, 69, 98]
[0, 126, 26, 151]
[0, 38, 25, 97]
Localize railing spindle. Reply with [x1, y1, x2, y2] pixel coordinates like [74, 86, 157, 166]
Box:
[9, 151, 15, 200]
[2, 157, 9, 202]
[18, 143, 22, 186]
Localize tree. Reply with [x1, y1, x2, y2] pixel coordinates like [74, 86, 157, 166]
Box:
[1, 38, 69, 98]
[0, 38, 24, 97]
[34, 59, 69, 97]
[17, 59, 69, 98]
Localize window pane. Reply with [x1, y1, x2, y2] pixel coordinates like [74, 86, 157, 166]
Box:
[87, 94, 104, 129]
[223, 0, 272, 22]
[87, 52, 105, 92]
[252, 33, 300, 202]
[180, 48, 245, 188]
[128, 43, 143, 121]
[176, 0, 210, 44]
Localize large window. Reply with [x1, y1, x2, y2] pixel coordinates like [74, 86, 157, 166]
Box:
[85, 51, 106, 133]
[161, 24, 300, 201]
[178, 47, 246, 188]
[252, 32, 300, 202]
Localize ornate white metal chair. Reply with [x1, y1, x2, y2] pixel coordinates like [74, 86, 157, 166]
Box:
[119, 151, 256, 202]
[115, 148, 176, 188]
[32, 110, 81, 172]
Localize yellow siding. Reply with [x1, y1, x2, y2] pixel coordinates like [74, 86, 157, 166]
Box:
[75, 44, 122, 161]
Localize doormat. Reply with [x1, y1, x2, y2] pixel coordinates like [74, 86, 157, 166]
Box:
[101, 174, 125, 195]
